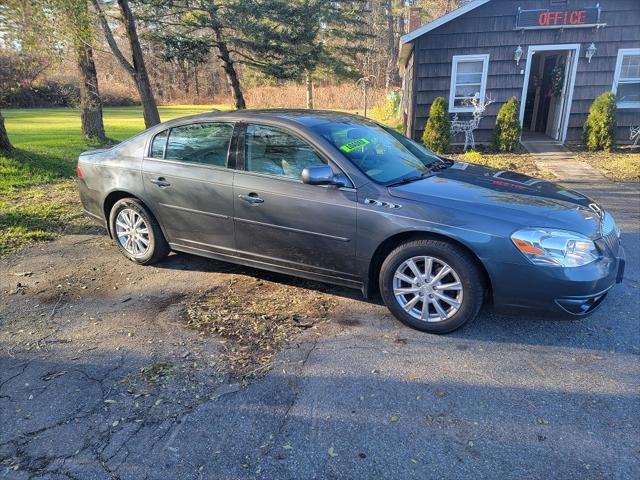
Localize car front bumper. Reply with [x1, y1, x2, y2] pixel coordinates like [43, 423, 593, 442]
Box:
[490, 244, 625, 318]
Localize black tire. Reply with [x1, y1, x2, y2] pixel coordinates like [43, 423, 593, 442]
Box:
[379, 239, 484, 334]
[109, 198, 170, 265]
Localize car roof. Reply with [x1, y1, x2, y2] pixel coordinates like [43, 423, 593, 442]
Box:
[157, 109, 371, 130]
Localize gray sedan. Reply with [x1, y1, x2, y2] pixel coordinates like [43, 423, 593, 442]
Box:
[78, 110, 625, 333]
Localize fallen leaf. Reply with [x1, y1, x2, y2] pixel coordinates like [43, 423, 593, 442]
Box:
[391, 415, 399, 422]
[328, 447, 337, 458]
[282, 443, 293, 450]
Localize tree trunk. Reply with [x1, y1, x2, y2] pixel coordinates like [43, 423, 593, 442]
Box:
[117, 0, 160, 127]
[213, 26, 246, 109]
[305, 71, 314, 109]
[194, 65, 200, 97]
[385, 0, 400, 89]
[0, 110, 13, 151]
[76, 42, 106, 142]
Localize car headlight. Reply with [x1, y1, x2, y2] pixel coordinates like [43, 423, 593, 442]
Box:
[511, 228, 599, 267]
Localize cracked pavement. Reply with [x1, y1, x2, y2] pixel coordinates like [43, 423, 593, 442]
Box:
[1, 179, 639, 479]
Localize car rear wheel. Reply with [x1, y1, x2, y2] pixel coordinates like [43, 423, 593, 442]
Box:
[379, 239, 484, 333]
[109, 198, 169, 265]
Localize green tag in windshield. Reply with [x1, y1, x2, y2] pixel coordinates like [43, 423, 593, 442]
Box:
[340, 138, 370, 153]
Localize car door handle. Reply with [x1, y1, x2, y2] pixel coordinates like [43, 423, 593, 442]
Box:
[238, 193, 264, 205]
[150, 177, 171, 188]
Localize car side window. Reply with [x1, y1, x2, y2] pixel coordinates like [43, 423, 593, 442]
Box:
[244, 124, 325, 179]
[164, 122, 234, 167]
[150, 130, 168, 158]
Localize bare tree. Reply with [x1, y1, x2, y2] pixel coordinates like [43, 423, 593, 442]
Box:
[0, 111, 13, 151]
[2, 0, 106, 141]
[76, 38, 106, 141]
[385, 0, 400, 88]
[91, 0, 161, 127]
[73, 0, 106, 141]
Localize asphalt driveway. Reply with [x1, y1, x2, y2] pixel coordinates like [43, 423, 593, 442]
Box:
[1, 178, 638, 480]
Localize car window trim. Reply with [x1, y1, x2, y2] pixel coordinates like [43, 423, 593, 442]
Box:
[147, 121, 236, 168]
[147, 129, 169, 160]
[237, 121, 354, 189]
[140, 156, 234, 174]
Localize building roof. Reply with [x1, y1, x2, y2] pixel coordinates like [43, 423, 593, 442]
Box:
[398, 0, 492, 68]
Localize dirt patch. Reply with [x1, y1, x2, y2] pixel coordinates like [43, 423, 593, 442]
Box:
[187, 276, 336, 379]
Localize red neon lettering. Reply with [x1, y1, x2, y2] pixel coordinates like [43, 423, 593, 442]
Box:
[537, 9, 588, 27]
[539, 12, 549, 25]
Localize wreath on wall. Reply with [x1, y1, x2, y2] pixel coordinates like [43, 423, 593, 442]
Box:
[550, 64, 565, 96]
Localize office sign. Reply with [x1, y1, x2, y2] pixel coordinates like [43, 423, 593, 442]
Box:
[516, 7, 602, 29]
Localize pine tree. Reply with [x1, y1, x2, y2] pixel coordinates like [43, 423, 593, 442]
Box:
[136, 0, 247, 109]
[493, 97, 521, 152]
[583, 92, 617, 151]
[422, 97, 451, 154]
[231, 0, 371, 108]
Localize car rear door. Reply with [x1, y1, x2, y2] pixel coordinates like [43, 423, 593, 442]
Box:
[141, 122, 237, 255]
[232, 123, 359, 283]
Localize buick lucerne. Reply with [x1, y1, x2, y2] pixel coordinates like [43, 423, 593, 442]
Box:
[78, 110, 625, 333]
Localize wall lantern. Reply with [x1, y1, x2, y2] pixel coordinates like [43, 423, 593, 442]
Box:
[586, 42, 597, 63]
[514, 45, 523, 66]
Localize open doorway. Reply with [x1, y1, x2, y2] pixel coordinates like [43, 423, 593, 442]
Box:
[519, 44, 580, 144]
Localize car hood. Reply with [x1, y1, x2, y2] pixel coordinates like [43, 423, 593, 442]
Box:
[388, 161, 603, 237]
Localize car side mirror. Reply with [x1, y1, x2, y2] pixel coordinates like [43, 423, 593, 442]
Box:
[301, 165, 348, 187]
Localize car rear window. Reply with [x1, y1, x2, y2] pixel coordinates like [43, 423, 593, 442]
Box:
[164, 123, 234, 167]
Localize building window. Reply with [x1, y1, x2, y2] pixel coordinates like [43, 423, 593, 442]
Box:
[449, 54, 490, 112]
[612, 48, 640, 109]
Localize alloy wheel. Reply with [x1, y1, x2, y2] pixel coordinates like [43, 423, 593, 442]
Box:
[392, 256, 463, 322]
[115, 208, 150, 257]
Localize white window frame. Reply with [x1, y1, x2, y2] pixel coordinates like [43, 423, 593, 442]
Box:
[449, 54, 490, 113]
[612, 48, 640, 109]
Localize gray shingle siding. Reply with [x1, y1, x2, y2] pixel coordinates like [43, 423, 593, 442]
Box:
[408, 0, 640, 144]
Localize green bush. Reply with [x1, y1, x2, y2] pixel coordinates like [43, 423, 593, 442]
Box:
[422, 97, 451, 153]
[583, 92, 617, 151]
[493, 97, 521, 152]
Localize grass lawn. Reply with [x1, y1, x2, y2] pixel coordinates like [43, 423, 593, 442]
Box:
[1, 105, 224, 190]
[573, 151, 640, 182]
[450, 150, 545, 179]
[0, 106, 221, 253]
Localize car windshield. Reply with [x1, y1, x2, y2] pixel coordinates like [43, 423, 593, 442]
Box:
[309, 117, 442, 185]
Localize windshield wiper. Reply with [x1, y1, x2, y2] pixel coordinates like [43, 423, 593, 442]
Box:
[387, 170, 433, 187]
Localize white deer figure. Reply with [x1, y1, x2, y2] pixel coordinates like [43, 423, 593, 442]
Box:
[450, 96, 493, 151]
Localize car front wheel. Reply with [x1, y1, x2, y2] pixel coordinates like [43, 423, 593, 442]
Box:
[109, 198, 169, 265]
[379, 239, 484, 333]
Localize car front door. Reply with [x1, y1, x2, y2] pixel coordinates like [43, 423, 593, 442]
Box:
[142, 122, 236, 255]
[233, 123, 359, 283]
